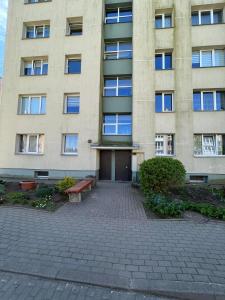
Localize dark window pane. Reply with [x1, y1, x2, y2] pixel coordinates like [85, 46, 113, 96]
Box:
[104, 115, 117, 123]
[213, 10, 223, 24]
[119, 16, 132, 23]
[155, 16, 162, 28]
[118, 87, 132, 96]
[68, 60, 81, 74]
[118, 124, 132, 135]
[165, 15, 172, 27]
[105, 79, 117, 87]
[26, 26, 34, 38]
[192, 51, 200, 68]
[201, 11, 211, 25]
[165, 53, 172, 69]
[155, 94, 162, 112]
[42, 63, 48, 75]
[216, 92, 225, 111]
[118, 115, 132, 123]
[203, 92, 214, 111]
[192, 12, 199, 25]
[155, 54, 162, 70]
[44, 26, 50, 37]
[104, 88, 117, 97]
[164, 94, 173, 111]
[106, 11, 118, 18]
[193, 92, 201, 111]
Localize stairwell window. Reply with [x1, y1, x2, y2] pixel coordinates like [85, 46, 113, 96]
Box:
[16, 134, 44, 154]
[63, 134, 78, 155]
[25, 24, 50, 39]
[18, 95, 46, 115]
[155, 52, 172, 70]
[155, 134, 174, 156]
[192, 49, 225, 68]
[192, 9, 223, 25]
[105, 41, 132, 60]
[67, 18, 83, 36]
[194, 134, 225, 156]
[103, 114, 132, 136]
[155, 93, 173, 112]
[193, 91, 225, 111]
[105, 7, 132, 24]
[22, 58, 48, 76]
[155, 14, 172, 28]
[104, 77, 132, 97]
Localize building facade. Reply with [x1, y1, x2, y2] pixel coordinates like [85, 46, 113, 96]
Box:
[0, 0, 225, 182]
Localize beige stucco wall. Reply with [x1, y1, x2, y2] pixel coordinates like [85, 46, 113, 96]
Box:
[0, 0, 103, 176]
[133, 0, 225, 176]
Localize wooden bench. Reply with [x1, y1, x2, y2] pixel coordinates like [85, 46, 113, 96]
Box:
[65, 179, 93, 203]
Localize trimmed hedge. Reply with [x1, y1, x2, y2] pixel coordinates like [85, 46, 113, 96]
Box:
[140, 157, 186, 194]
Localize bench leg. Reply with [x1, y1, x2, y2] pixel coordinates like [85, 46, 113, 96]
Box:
[69, 193, 81, 203]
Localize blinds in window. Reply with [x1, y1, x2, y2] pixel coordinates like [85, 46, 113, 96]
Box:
[215, 50, 225, 67]
[201, 51, 212, 67]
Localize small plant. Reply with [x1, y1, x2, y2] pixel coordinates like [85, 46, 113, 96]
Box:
[32, 195, 54, 210]
[5, 192, 29, 204]
[35, 186, 54, 198]
[140, 157, 186, 195]
[0, 184, 6, 196]
[56, 177, 76, 193]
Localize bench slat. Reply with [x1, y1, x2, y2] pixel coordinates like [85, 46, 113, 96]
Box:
[65, 180, 93, 194]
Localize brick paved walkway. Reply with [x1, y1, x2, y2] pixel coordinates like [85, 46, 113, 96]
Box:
[57, 182, 147, 220]
[0, 271, 174, 300]
[0, 182, 225, 299]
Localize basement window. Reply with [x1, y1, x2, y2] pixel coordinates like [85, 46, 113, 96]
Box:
[190, 176, 208, 183]
[35, 171, 49, 179]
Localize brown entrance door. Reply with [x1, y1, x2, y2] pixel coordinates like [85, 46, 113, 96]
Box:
[99, 151, 112, 180]
[115, 151, 132, 181]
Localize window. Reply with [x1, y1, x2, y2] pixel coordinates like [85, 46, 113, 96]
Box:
[105, 7, 132, 24]
[63, 134, 78, 154]
[25, 24, 50, 39]
[103, 114, 132, 135]
[65, 57, 81, 74]
[192, 9, 223, 25]
[64, 94, 80, 114]
[155, 53, 172, 70]
[155, 93, 173, 112]
[105, 41, 132, 60]
[192, 49, 225, 68]
[16, 134, 44, 154]
[34, 171, 49, 179]
[194, 134, 225, 156]
[155, 135, 174, 156]
[189, 175, 208, 183]
[67, 18, 83, 36]
[23, 58, 48, 75]
[104, 77, 132, 97]
[18, 95, 46, 114]
[193, 91, 225, 111]
[155, 14, 172, 28]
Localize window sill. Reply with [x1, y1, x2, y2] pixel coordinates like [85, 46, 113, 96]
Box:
[15, 153, 44, 156]
[194, 155, 225, 158]
[103, 95, 132, 98]
[18, 114, 46, 116]
[22, 37, 49, 40]
[61, 153, 78, 156]
[20, 74, 48, 77]
[104, 21, 133, 25]
[193, 66, 225, 69]
[155, 27, 174, 30]
[104, 58, 133, 61]
[65, 34, 83, 37]
[193, 110, 225, 113]
[64, 73, 81, 75]
[155, 69, 174, 71]
[156, 154, 175, 157]
[24, 1, 52, 5]
[63, 113, 80, 115]
[192, 23, 225, 27]
[155, 111, 175, 114]
[103, 134, 132, 136]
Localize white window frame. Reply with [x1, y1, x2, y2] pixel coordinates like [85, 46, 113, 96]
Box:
[104, 77, 132, 97]
[156, 92, 174, 112]
[103, 114, 132, 136]
[193, 9, 222, 25]
[24, 59, 48, 75]
[62, 134, 78, 155]
[64, 94, 80, 114]
[105, 7, 132, 24]
[155, 52, 172, 70]
[155, 13, 172, 28]
[26, 24, 49, 39]
[104, 41, 132, 60]
[194, 91, 219, 111]
[155, 134, 175, 156]
[17, 134, 44, 154]
[195, 49, 225, 67]
[194, 134, 225, 157]
[19, 95, 46, 115]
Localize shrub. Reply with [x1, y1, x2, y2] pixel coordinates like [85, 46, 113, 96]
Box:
[140, 157, 186, 195]
[56, 177, 76, 193]
[0, 184, 6, 196]
[5, 192, 29, 204]
[32, 196, 54, 210]
[35, 186, 54, 198]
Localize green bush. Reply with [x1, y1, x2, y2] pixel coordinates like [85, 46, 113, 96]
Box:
[35, 186, 54, 198]
[32, 196, 54, 210]
[0, 184, 6, 196]
[5, 192, 29, 204]
[140, 157, 186, 195]
[56, 177, 76, 193]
